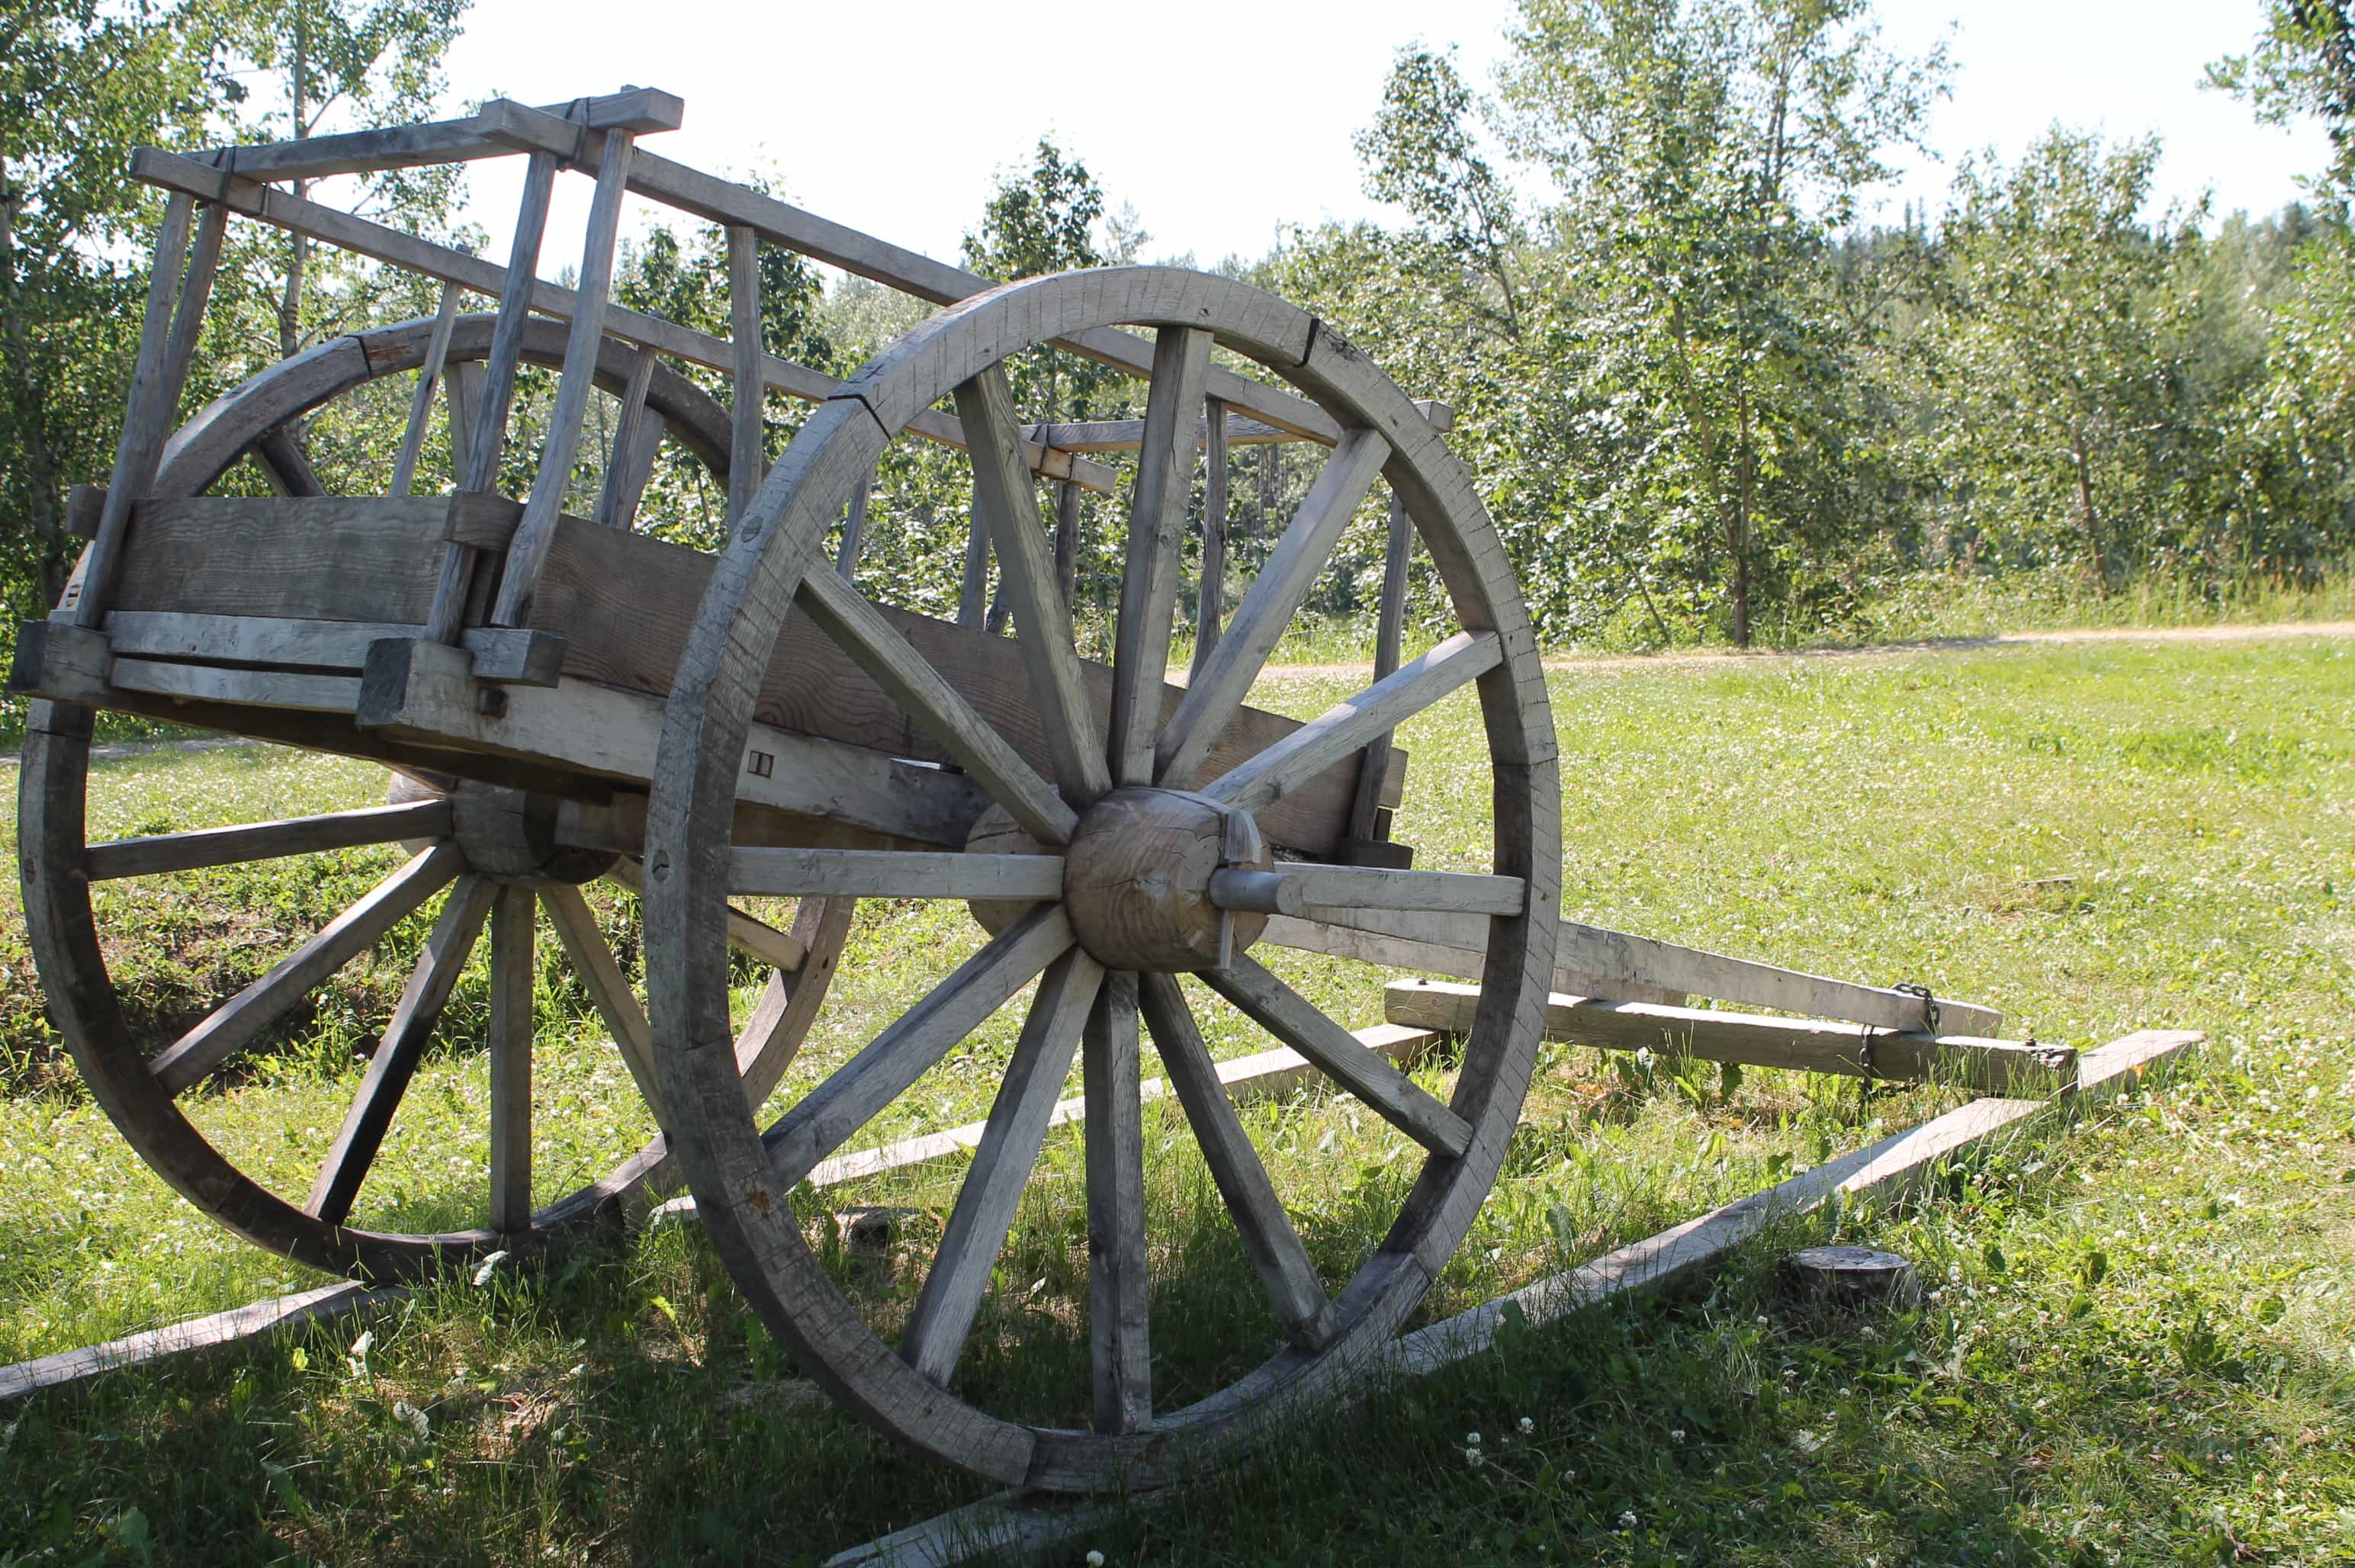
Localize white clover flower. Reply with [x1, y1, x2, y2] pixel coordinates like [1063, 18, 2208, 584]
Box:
[1670, 1428, 1686, 1442]
[1465, 1431, 1482, 1447]
[1464, 1447, 1485, 1468]
[1618, 1511, 1637, 1530]
[1085, 1553, 1106, 1568]
[1517, 1416, 1535, 1435]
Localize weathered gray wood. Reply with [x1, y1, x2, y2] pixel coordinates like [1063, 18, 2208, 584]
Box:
[156, 202, 226, 432]
[85, 798, 451, 882]
[71, 191, 196, 627]
[1784, 1245, 1918, 1306]
[901, 949, 1104, 1385]
[132, 149, 1120, 494]
[1203, 957, 1470, 1157]
[1137, 973, 1334, 1348]
[445, 360, 484, 482]
[729, 848, 1062, 901]
[1159, 428, 1389, 787]
[168, 88, 683, 185]
[837, 464, 873, 578]
[601, 856, 808, 975]
[728, 225, 765, 527]
[795, 567, 1078, 847]
[1191, 394, 1230, 680]
[1052, 480, 1081, 610]
[65, 483, 106, 539]
[596, 344, 666, 530]
[1384, 980, 2076, 1095]
[391, 280, 464, 496]
[539, 882, 666, 1124]
[1109, 327, 1214, 786]
[494, 130, 638, 626]
[149, 844, 462, 1094]
[107, 657, 358, 713]
[956, 366, 1110, 804]
[487, 883, 536, 1232]
[307, 876, 496, 1224]
[1258, 909, 1685, 1008]
[426, 148, 557, 641]
[1211, 863, 1524, 918]
[1348, 489, 1414, 845]
[1206, 631, 1500, 815]
[763, 906, 1077, 1190]
[957, 480, 991, 630]
[730, 894, 856, 1108]
[0, 1283, 401, 1406]
[1083, 972, 1152, 1434]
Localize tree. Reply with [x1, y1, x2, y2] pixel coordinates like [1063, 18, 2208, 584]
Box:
[2211, 1, 2355, 201]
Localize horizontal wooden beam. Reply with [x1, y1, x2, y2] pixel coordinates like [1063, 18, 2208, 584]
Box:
[165, 88, 684, 186]
[474, 101, 1345, 445]
[728, 848, 1062, 901]
[128, 149, 1118, 494]
[1385, 978, 2075, 1096]
[1026, 399, 1451, 454]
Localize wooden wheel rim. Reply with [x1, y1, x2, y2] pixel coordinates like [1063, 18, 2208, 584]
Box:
[18, 316, 846, 1282]
[645, 267, 1561, 1489]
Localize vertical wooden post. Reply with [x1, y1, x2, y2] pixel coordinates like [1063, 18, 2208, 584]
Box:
[1052, 477, 1082, 612]
[1346, 487, 1412, 846]
[390, 280, 464, 496]
[445, 361, 485, 489]
[487, 883, 535, 1233]
[493, 128, 639, 625]
[728, 225, 764, 527]
[594, 344, 665, 530]
[957, 479, 991, 629]
[72, 192, 198, 626]
[836, 463, 873, 579]
[1190, 396, 1229, 680]
[425, 149, 557, 642]
[155, 203, 227, 432]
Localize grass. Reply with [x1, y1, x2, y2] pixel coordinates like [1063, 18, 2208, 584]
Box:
[0, 633, 2350, 1564]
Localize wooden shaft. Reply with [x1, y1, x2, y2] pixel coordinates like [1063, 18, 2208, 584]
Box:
[72, 191, 196, 626]
[1348, 488, 1413, 843]
[390, 280, 465, 496]
[727, 225, 764, 526]
[487, 883, 536, 1232]
[494, 130, 638, 625]
[1191, 395, 1229, 679]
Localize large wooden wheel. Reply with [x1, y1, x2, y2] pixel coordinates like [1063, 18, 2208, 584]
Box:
[17, 316, 852, 1282]
[645, 267, 1560, 1489]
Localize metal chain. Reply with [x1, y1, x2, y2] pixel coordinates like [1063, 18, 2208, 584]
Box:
[1894, 982, 1941, 1035]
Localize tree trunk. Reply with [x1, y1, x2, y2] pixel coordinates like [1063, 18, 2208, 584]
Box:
[1730, 387, 1756, 647]
[1, 175, 66, 609]
[2071, 429, 2106, 599]
[278, 8, 310, 361]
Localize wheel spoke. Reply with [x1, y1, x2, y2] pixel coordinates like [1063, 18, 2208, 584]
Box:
[306, 876, 496, 1225]
[85, 798, 452, 882]
[487, 884, 536, 1232]
[1202, 631, 1501, 815]
[728, 848, 1062, 902]
[763, 904, 1075, 1188]
[1200, 956, 1470, 1157]
[149, 843, 463, 1095]
[735, 896, 858, 1108]
[1136, 974, 1335, 1348]
[1106, 326, 1214, 786]
[1208, 863, 1525, 919]
[539, 883, 663, 1125]
[1084, 972, 1153, 1431]
[955, 366, 1110, 803]
[1154, 427, 1390, 789]
[901, 948, 1105, 1385]
[605, 857, 806, 972]
[796, 565, 1078, 846]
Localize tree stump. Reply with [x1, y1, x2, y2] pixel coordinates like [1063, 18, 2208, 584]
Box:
[1783, 1245, 1918, 1309]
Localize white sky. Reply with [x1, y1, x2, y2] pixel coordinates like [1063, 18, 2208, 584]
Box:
[434, 0, 2333, 278]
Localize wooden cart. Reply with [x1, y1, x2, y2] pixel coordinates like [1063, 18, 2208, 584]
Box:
[11, 87, 1573, 1488]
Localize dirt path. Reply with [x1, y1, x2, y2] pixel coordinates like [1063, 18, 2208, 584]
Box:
[1259, 618, 2355, 680]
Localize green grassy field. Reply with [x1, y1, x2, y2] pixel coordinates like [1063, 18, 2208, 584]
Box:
[1, 633, 2350, 1566]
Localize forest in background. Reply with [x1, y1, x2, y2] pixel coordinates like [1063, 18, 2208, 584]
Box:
[6, 0, 2355, 655]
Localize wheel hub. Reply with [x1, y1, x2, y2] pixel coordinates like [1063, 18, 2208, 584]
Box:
[1060, 788, 1270, 972]
[448, 784, 616, 885]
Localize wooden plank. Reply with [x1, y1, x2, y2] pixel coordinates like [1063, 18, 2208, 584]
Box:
[728, 225, 765, 527]
[391, 281, 464, 496]
[1191, 394, 1229, 680]
[108, 658, 358, 714]
[764, 906, 1077, 1190]
[1258, 910, 1685, 1008]
[1203, 957, 1470, 1156]
[1052, 480, 1081, 610]
[494, 128, 638, 626]
[1109, 328, 1214, 786]
[163, 88, 684, 185]
[148, 844, 461, 1094]
[1160, 427, 1389, 789]
[111, 496, 465, 625]
[1206, 631, 1499, 816]
[487, 883, 536, 1232]
[85, 798, 451, 882]
[1083, 972, 1152, 1433]
[307, 876, 496, 1224]
[1210, 863, 1524, 917]
[130, 149, 1119, 495]
[1348, 490, 1413, 844]
[901, 949, 1104, 1385]
[728, 848, 1062, 901]
[0, 1283, 402, 1406]
[1385, 979, 2077, 1095]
